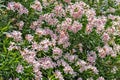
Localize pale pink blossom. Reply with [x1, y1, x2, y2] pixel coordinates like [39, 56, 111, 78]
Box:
[35, 71, 42, 80]
[7, 2, 15, 11]
[116, 0, 120, 3]
[33, 61, 40, 73]
[106, 27, 115, 34]
[103, 44, 113, 55]
[68, 2, 84, 19]
[25, 34, 33, 42]
[63, 42, 70, 48]
[85, 9, 96, 19]
[16, 64, 24, 73]
[102, 33, 110, 42]
[54, 70, 64, 80]
[64, 53, 78, 63]
[58, 31, 69, 45]
[53, 47, 63, 60]
[108, 14, 116, 20]
[31, 0, 42, 11]
[63, 64, 76, 75]
[35, 28, 46, 36]
[59, 18, 72, 31]
[68, 21, 82, 33]
[86, 23, 93, 34]
[20, 48, 36, 57]
[7, 2, 28, 15]
[7, 31, 22, 42]
[53, 5, 66, 17]
[43, 13, 58, 25]
[32, 41, 39, 50]
[97, 47, 106, 58]
[30, 21, 41, 30]
[39, 57, 56, 70]
[97, 77, 105, 80]
[77, 78, 82, 80]
[87, 51, 96, 63]
[8, 42, 20, 51]
[16, 21, 24, 30]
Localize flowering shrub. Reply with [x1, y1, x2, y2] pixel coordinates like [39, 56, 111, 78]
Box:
[0, 0, 120, 80]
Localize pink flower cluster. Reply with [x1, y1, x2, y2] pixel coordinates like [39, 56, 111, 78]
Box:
[54, 70, 64, 80]
[39, 57, 56, 70]
[6, 31, 22, 42]
[6, 0, 120, 80]
[67, 2, 84, 19]
[31, 0, 42, 11]
[7, 2, 28, 15]
[76, 59, 98, 74]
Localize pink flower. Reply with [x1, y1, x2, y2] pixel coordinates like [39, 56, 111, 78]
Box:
[87, 51, 96, 63]
[63, 42, 70, 48]
[32, 41, 39, 50]
[58, 18, 72, 31]
[97, 77, 105, 80]
[95, 17, 107, 32]
[116, 0, 120, 3]
[8, 31, 22, 42]
[68, 2, 84, 19]
[63, 65, 76, 75]
[16, 21, 24, 30]
[54, 70, 64, 80]
[108, 14, 116, 20]
[106, 27, 115, 34]
[39, 57, 56, 70]
[68, 21, 82, 33]
[30, 21, 41, 30]
[102, 33, 110, 42]
[77, 78, 82, 80]
[53, 47, 63, 60]
[16, 64, 24, 73]
[35, 28, 46, 36]
[7, 2, 28, 15]
[33, 61, 40, 73]
[35, 71, 42, 80]
[53, 5, 66, 17]
[43, 13, 58, 25]
[7, 2, 15, 11]
[86, 23, 93, 34]
[58, 31, 69, 45]
[20, 49, 36, 64]
[97, 47, 106, 58]
[64, 53, 78, 63]
[8, 42, 20, 51]
[103, 45, 113, 55]
[85, 9, 96, 19]
[31, 0, 42, 11]
[25, 34, 33, 42]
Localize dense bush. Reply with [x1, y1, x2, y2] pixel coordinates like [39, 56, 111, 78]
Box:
[0, 0, 120, 80]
